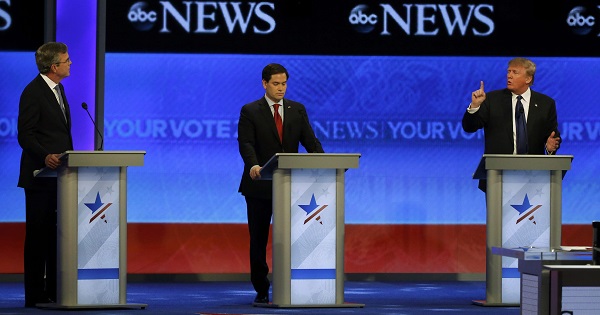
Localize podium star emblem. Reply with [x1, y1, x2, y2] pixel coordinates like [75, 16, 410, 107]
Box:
[299, 194, 328, 225]
[85, 192, 113, 224]
[512, 194, 542, 225]
[511, 194, 532, 215]
[85, 192, 104, 214]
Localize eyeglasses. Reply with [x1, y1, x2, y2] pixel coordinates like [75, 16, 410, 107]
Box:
[55, 57, 71, 65]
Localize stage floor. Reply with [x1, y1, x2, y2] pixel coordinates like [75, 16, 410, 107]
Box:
[0, 280, 519, 315]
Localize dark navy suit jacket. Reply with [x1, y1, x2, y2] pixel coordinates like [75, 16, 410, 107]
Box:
[18, 74, 74, 190]
[237, 97, 324, 199]
[462, 88, 560, 190]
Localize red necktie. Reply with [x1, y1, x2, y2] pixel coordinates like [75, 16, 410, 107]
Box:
[273, 104, 283, 141]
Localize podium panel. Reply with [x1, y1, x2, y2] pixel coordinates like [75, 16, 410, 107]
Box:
[35, 151, 147, 310]
[76, 167, 121, 304]
[260, 153, 363, 308]
[500, 170, 551, 303]
[290, 168, 337, 304]
[472, 154, 573, 307]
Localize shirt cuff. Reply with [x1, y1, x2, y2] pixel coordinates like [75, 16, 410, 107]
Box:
[467, 104, 479, 114]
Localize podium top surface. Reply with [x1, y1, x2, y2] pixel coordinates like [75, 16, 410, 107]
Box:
[492, 246, 592, 261]
[473, 154, 573, 179]
[261, 153, 361, 179]
[60, 150, 146, 167]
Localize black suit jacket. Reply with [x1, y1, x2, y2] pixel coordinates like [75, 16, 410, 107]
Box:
[238, 97, 324, 199]
[17, 74, 74, 190]
[462, 88, 559, 154]
[462, 88, 560, 191]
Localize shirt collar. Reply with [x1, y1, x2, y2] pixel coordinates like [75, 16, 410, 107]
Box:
[40, 73, 59, 90]
[512, 88, 531, 103]
[264, 95, 284, 107]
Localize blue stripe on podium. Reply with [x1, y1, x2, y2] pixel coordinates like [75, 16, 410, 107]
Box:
[78, 268, 120, 280]
[501, 268, 520, 278]
[291, 269, 336, 280]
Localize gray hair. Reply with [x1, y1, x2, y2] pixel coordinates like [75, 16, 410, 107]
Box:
[35, 42, 68, 74]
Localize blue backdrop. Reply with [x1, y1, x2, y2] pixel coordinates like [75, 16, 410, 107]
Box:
[2, 53, 599, 224]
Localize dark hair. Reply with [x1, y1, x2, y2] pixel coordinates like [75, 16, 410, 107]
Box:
[261, 63, 289, 82]
[35, 42, 68, 74]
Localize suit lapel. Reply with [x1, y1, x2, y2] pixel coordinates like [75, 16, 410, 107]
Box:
[281, 100, 291, 141]
[33, 76, 73, 149]
[259, 98, 281, 143]
[41, 78, 69, 128]
[527, 91, 542, 136]
[503, 89, 515, 146]
[58, 84, 71, 128]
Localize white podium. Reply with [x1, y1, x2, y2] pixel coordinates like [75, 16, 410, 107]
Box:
[472, 154, 573, 306]
[35, 150, 147, 309]
[259, 153, 363, 308]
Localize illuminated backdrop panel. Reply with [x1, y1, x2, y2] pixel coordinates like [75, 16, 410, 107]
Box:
[1, 54, 599, 223]
[1, 0, 599, 225]
[100, 54, 600, 224]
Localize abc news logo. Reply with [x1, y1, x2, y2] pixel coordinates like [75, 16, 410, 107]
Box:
[347, 3, 600, 37]
[348, 3, 495, 36]
[127, 1, 276, 34]
[567, 6, 600, 36]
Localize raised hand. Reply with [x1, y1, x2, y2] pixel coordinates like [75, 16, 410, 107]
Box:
[471, 81, 486, 108]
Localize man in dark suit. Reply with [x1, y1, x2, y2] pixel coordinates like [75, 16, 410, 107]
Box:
[17, 42, 74, 307]
[237, 63, 324, 304]
[462, 57, 561, 191]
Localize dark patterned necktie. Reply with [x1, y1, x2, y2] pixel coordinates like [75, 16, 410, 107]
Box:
[515, 95, 528, 154]
[54, 85, 66, 121]
[273, 104, 283, 141]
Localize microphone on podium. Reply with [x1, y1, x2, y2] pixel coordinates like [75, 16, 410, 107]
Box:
[81, 102, 104, 151]
[298, 109, 321, 153]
